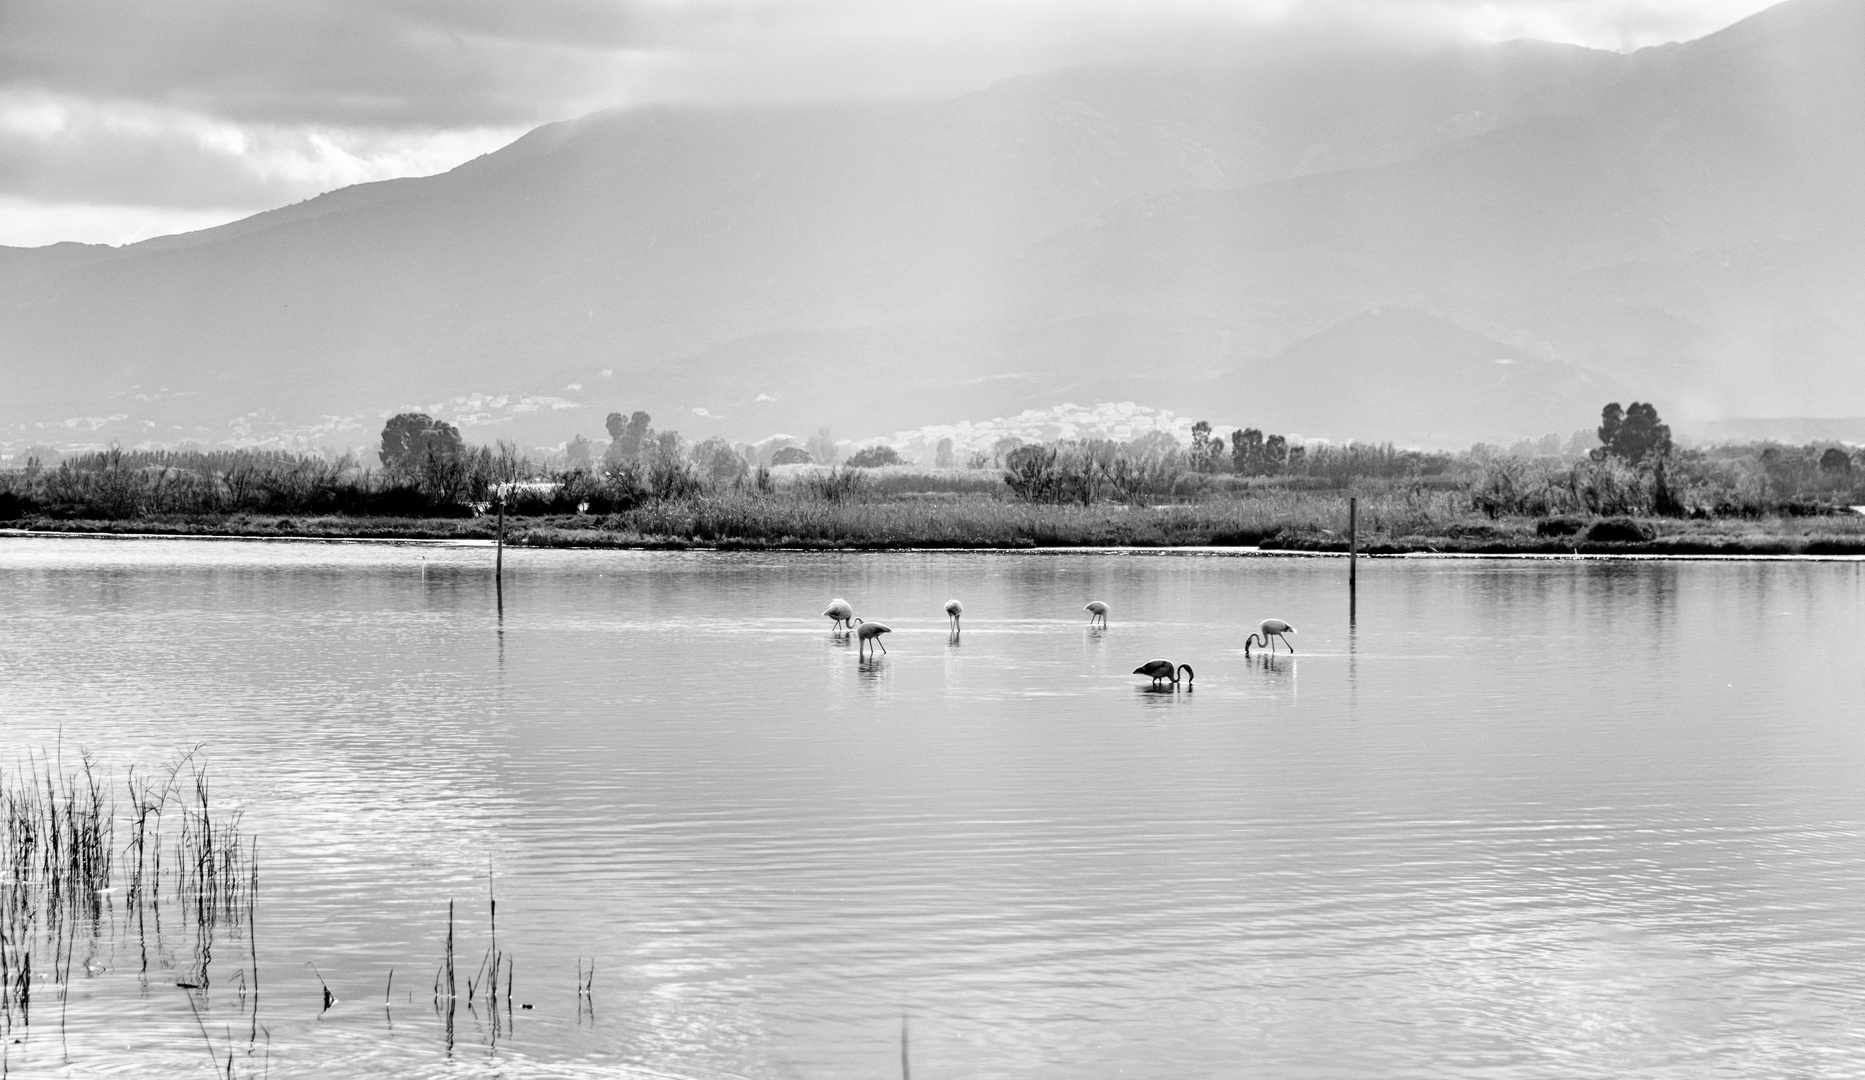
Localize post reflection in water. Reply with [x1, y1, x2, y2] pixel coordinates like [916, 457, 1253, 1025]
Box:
[1348, 570, 1358, 715]
[2, 539, 1865, 1079]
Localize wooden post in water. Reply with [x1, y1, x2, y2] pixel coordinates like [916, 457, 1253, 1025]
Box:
[1348, 495, 1358, 626]
[1348, 496, 1358, 586]
[495, 493, 505, 613]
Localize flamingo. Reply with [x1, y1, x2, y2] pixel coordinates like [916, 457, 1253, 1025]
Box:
[1133, 659, 1194, 688]
[945, 599, 963, 631]
[1245, 619, 1295, 655]
[823, 598, 855, 631]
[854, 618, 892, 658]
[1085, 601, 1109, 628]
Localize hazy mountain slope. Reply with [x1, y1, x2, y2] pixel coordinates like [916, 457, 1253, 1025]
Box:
[1192, 307, 1624, 444]
[1017, 0, 1865, 429]
[0, 240, 119, 295]
[1, 1, 1857, 451]
[0, 34, 1641, 447]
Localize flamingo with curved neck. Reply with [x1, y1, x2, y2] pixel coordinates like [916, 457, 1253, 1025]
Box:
[823, 598, 855, 631]
[1133, 659, 1194, 688]
[1245, 619, 1296, 656]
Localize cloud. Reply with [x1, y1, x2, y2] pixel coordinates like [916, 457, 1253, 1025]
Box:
[0, 1, 640, 128]
[1, 0, 1785, 127]
[1383, 0, 1791, 50]
[0, 89, 519, 209]
[0, 0, 1788, 245]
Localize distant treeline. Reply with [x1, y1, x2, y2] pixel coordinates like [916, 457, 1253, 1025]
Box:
[0, 446, 471, 519]
[1465, 404, 1864, 518]
[1468, 440, 1864, 519]
[996, 430, 1455, 505]
[1, 404, 1861, 523]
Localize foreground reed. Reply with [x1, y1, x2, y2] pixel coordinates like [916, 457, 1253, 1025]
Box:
[0, 749, 257, 1040]
[0, 748, 587, 1070]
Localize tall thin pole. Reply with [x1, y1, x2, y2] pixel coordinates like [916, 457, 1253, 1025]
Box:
[495, 494, 505, 615]
[1348, 496, 1358, 587]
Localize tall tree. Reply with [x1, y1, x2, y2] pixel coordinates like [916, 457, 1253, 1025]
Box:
[691, 437, 748, 482]
[565, 434, 594, 470]
[1189, 421, 1227, 473]
[1594, 401, 1672, 464]
[1231, 428, 1264, 475]
[379, 413, 463, 477]
[1263, 434, 1288, 476]
[1596, 403, 1625, 453]
[604, 410, 652, 465]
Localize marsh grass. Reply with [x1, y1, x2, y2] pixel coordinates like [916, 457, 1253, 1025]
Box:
[433, 876, 520, 1055]
[1, 751, 112, 1031]
[1, 748, 257, 1041]
[505, 484, 1467, 549]
[0, 747, 567, 1068]
[9, 468, 1865, 553]
[521, 483, 1865, 553]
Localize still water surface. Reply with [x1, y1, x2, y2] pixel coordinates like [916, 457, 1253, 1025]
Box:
[2, 538, 1864, 1077]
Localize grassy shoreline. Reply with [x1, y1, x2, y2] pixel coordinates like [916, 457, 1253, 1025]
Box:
[7, 440, 1865, 559]
[7, 502, 1865, 557]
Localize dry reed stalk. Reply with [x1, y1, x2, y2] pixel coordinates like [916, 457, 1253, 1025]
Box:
[0, 748, 256, 1045]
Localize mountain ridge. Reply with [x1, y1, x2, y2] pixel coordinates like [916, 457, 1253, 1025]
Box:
[1, 0, 1858, 451]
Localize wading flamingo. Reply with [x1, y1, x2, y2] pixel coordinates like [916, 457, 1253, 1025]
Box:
[854, 618, 893, 658]
[1085, 601, 1109, 628]
[1245, 619, 1295, 655]
[823, 598, 855, 631]
[945, 599, 963, 631]
[1133, 660, 1194, 689]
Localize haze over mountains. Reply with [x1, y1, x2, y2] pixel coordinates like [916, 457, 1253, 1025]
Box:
[2, 0, 1861, 453]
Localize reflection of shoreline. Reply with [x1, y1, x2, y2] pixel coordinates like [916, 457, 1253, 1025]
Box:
[0, 527, 491, 547]
[5, 527, 1864, 562]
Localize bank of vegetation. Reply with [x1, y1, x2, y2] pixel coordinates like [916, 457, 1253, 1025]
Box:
[3, 405, 1862, 554]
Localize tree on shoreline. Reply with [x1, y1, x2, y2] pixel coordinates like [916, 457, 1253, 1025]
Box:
[692, 437, 749, 483]
[846, 444, 902, 468]
[1594, 402, 1672, 464]
[379, 413, 463, 477]
[604, 410, 652, 467]
[565, 434, 594, 470]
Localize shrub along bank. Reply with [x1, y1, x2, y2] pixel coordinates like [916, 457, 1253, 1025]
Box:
[4, 401, 1864, 554]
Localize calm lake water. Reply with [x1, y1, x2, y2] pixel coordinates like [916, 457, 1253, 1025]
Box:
[2, 536, 1865, 1078]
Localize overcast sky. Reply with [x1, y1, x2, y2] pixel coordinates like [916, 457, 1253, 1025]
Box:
[0, 0, 1784, 248]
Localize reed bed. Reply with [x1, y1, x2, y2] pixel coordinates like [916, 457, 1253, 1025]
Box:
[506, 482, 1607, 550]
[515, 485, 1865, 553]
[17, 489, 1865, 553]
[0, 748, 567, 1068]
[7, 446, 1865, 552]
[0, 749, 257, 1037]
[431, 876, 524, 1056]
